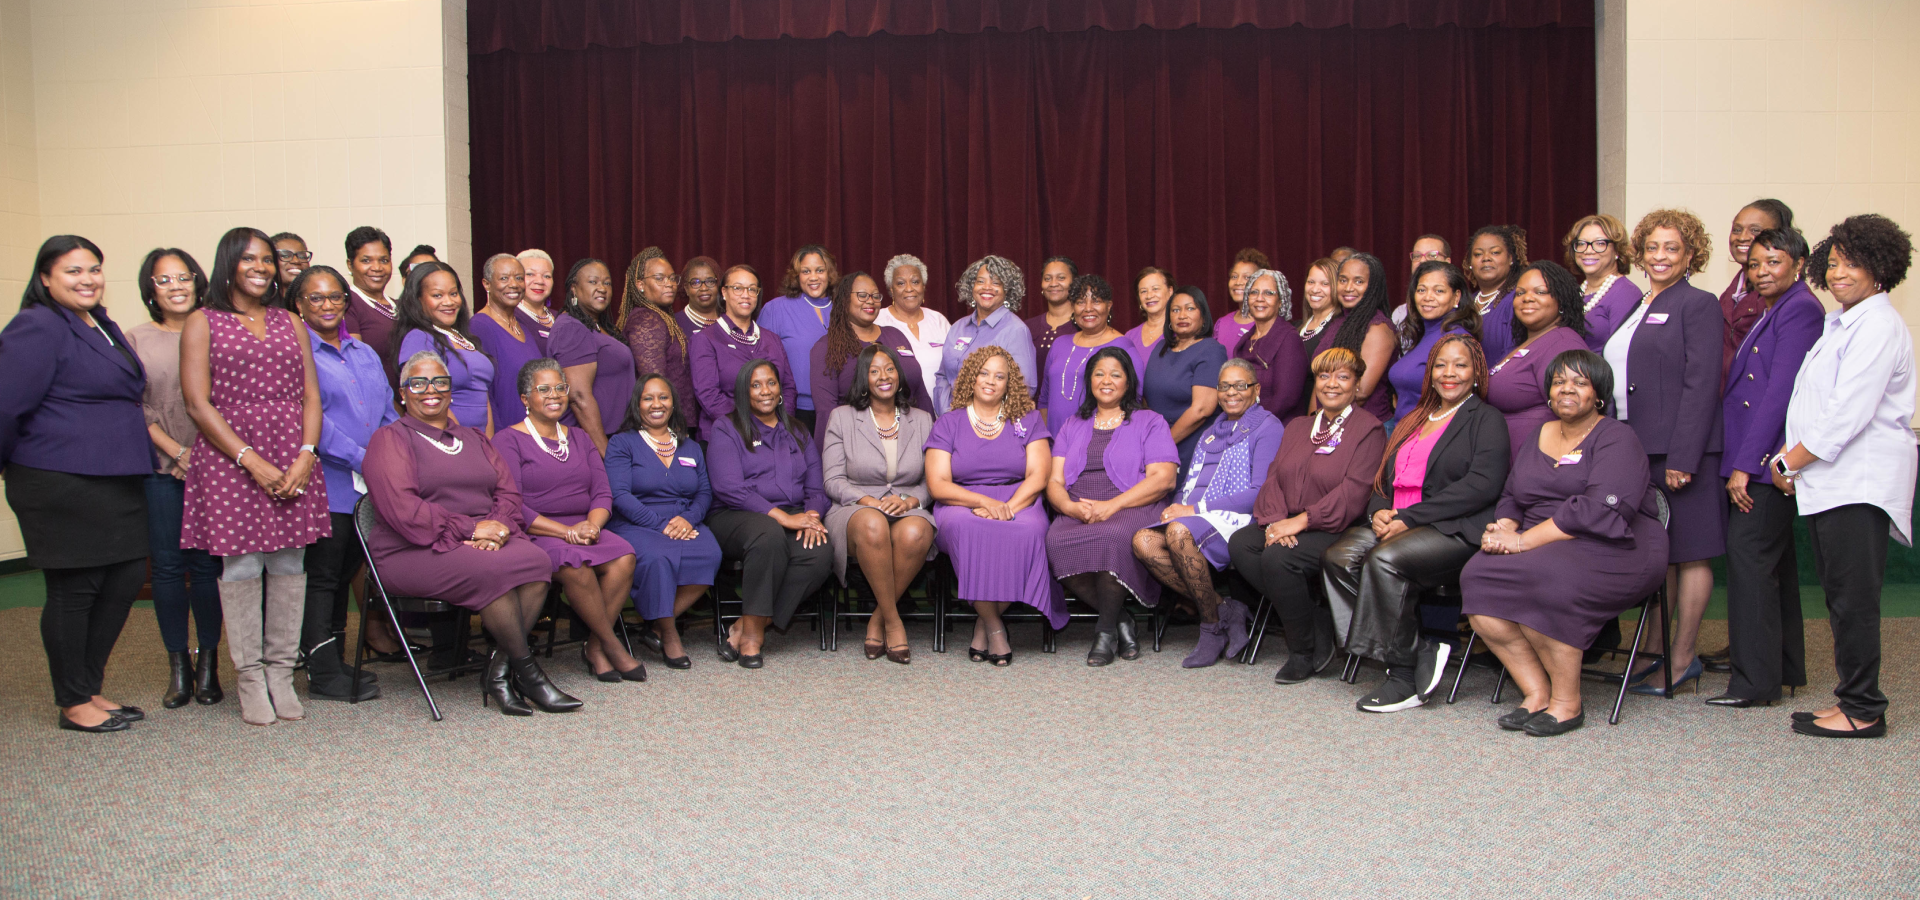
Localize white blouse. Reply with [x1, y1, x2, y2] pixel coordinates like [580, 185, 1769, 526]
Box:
[875, 305, 951, 396]
[1783, 293, 1917, 545]
[1602, 298, 1650, 419]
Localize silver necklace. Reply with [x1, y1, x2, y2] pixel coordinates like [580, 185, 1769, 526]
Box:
[870, 406, 902, 438]
[641, 427, 677, 457]
[435, 325, 475, 352]
[720, 316, 761, 344]
[1093, 408, 1124, 430]
[523, 418, 570, 461]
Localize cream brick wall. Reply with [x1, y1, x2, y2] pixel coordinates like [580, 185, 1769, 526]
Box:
[0, 0, 37, 561]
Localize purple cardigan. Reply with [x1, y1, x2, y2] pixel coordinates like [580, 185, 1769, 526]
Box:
[0, 303, 150, 476]
[705, 415, 828, 516]
[1582, 275, 1644, 351]
[1051, 408, 1180, 494]
[1720, 281, 1825, 478]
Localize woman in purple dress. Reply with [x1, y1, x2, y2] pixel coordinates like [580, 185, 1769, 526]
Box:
[550, 258, 637, 456]
[1466, 225, 1528, 363]
[471, 253, 549, 429]
[1043, 275, 1135, 429]
[1386, 261, 1479, 424]
[1314, 253, 1399, 421]
[1235, 269, 1309, 422]
[492, 358, 645, 683]
[1564, 214, 1642, 350]
[1143, 288, 1229, 467]
[1213, 248, 1269, 350]
[181, 227, 332, 726]
[1131, 358, 1284, 667]
[618, 247, 697, 429]
[690, 265, 798, 438]
[1046, 348, 1181, 666]
[1486, 262, 1594, 461]
[392, 262, 495, 435]
[926, 346, 1056, 666]
[1227, 349, 1388, 685]
[339, 226, 398, 370]
[363, 351, 580, 716]
[808, 271, 933, 448]
[1461, 350, 1667, 736]
[606, 375, 723, 669]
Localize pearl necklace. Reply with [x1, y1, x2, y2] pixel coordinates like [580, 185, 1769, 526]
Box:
[1474, 289, 1502, 315]
[520, 303, 554, 327]
[641, 428, 677, 458]
[1428, 399, 1467, 423]
[720, 316, 761, 345]
[416, 429, 464, 455]
[1582, 273, 1620, 313]
[967, 404, 1007, 437]
[523, 418, 570, 462]
[684, 307, 714, 330]
[1310, 406, 1351, 446]
[870, 406, 902, 439]
[1298, 310, 1331, 340]
[435, 325, 475, 352]
[1056, 339, 1099, 404]
[1093, 409, 1124, 430]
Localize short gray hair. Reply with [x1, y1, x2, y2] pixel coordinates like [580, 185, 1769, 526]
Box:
[955, 255, 1026, 313]
[882, 254, 929, 296]
[482, 252, 519, 281]
[1244, 268, 1292, 318]
[1219, 358, 1257, 384]
[516, 357, 563, 396]
[400, 349, 447, 382]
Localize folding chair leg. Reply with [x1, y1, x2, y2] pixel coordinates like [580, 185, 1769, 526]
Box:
[1611, 593, 1658, 725]
[1241, 598, 1272, 665]
[1447, 631, 1477, 704]
[382, 589, 441, 722]
[1341, 652, 1362, 684]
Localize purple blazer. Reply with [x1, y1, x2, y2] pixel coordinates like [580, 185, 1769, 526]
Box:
[1582, 275, 1644, 351]
[1720, 281, 1825, 478]
[688, 321, 799, 438]
[1051, 409, 1180, 494]
[1621, 278, 1725, 474]
[0, 303, 150, 476]
[705, 416, 828, 516]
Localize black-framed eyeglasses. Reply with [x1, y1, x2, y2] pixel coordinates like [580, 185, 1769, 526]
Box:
[402, 376, 453, 394]
[276, 250, 314, 262]
[725, 284, 762, 295]
[151, 274, 196, 286]
[1218, 381, 1255, 394]
[1570, 239, 1613, 252]
[685, 277, 718, 289]
[850, 290, 884, 303]
[302, 292, 348, 307]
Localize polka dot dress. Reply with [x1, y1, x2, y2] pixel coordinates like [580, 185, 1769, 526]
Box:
[181, 308, 331, 556]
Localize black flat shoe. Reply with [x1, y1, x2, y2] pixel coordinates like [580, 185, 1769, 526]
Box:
[1705, 694, 1775, 708]
[594, 669, 622, 683]
[618, 662, 647, 682]
[1273, 652, 1316, 684]
[1115, 619, 1140, 661]
[1792, 716, 1886, 738]
[1524, 711, 1586, 736]
[103, 705, 145, 722]
[716, 635, 741, 663]
[663, 655, 691, 670]
[59, 714, 130, 733]
[1087, 631, 1118, 667]
[1791, 710, 1820, 723]
[737, 653, 764, 669]
[1497, 706, 1542, 731]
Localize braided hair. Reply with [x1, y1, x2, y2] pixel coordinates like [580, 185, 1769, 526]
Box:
[617, 246, 687, 354]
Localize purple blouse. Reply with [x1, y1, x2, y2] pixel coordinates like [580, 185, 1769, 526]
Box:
[705, 416, 827, 516]
[548, 315, 637, 440]
[1485, 326, 1591, 460]
[689, 319, 799, 437]
[1052, 409, 1180, 494]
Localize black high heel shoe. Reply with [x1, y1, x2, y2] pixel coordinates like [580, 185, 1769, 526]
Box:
[193, 646, 224, 705]
[482, 651, 532, 716]
[583, 646, 621, 683]
[1087, 632, 1119, 667]
[163, 650, 195, 709]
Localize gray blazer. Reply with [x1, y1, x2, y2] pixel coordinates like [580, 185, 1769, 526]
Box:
[821, 403, 937, 584]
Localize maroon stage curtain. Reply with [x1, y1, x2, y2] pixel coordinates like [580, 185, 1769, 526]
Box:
[470, 0, 1593, 50]
[469, 23, 1595, 327]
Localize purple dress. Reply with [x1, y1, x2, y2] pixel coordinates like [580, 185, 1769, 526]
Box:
[1046, 411, 1180, 606]
[1043, 332, 1136, 429]
[181, 309, 331, 556]
[470, 310, 549, 430]
[605, 431, 722, 619]
[1026, 312, 1076, 381]
[1156, 407, 1286, 569]
[1214, 314, 1255, 354]
[1581, 275, 1643, 351]
[396, 328, 495, 433]
[1485, 326, 1591, 462]
[490, 425, 636, 570]
[688, 319, 799, 437]
[362, 417, 552, 610]
[548, 315, 636, 441]
[622, 306, 696, 425]
[807, 324, 935, 448]
[926, 408, 1062, 626]
[1236, 322, 1309, 422]
[1459, 416, 1668, 647]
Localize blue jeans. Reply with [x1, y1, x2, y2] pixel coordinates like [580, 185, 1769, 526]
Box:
[144, 474, 223, 651]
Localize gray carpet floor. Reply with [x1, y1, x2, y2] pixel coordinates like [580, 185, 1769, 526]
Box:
[2, 607, 1916, 900]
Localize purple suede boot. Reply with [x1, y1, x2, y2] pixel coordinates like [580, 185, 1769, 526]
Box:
[1183, 621, 1231, 668]
[1219, 597, 1252, 659]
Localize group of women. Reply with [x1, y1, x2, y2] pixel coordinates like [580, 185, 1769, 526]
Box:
[2, 201, 1911, 740]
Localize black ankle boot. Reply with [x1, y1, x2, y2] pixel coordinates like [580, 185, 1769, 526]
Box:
[193, 646, 224, 705]
[1115, 618, 1141, 660]
[508, 655, 583, 712]
[305, 638, 381, 702]
[162, 651, 194, 708]
[1087, 631, 1119, 667]
[483, 650, 532, 716]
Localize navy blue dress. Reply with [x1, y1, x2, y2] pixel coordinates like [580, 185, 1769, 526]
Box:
[1142, 337, 1228, 468]
[604, 430, 723, 619]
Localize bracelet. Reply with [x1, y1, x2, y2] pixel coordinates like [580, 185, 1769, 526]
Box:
[235, 446, 253, 464]
[173, 447, 189, 462]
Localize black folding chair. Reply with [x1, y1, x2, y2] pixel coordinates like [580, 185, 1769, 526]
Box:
[826, 553, 944, 651]
[349, 497, 489, 721]
[708, 559, 831, 651]
[932, 557, 1061, 653]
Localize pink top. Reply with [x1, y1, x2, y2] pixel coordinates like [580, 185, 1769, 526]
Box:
[1390, 417, 1453, 510]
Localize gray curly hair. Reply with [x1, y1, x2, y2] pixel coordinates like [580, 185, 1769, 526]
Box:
[882, 254, 929, 297]
[400, 349, 448, 382]
[1244, 268, 1293, 319]
[955, 255, 1025, 313]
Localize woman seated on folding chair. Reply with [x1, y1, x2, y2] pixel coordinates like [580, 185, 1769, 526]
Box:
[1227, 348, 1387, 686]
[822, 344, 936, 665]
[605, 374, 723, 671]
[1131, 358, 1284, 669]
[1459, 350, 1667, 736]
[361, 350, 582, 716]
[491, 358, 645, 684]
[1322, 333, 1509, 714]
[704, 359, 835, 669]
[1045, 347, 1181, 667]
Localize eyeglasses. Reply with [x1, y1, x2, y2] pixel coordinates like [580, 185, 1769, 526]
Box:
[644, 273, 680, 286]
[1245, 288, 1279, 300]
[1409, 250, 1447, 262]
[526, 383, 570, 396]
[685, 277, 718, 289]
[850, 290, 884, 303]
[151, 274, 196, 286]
[276, 250, 314, 263]
[1218, 381, 1255, 394]
[301, 292, 348, 307]
[402, 376, 453, 394]
[1570, 239, 1613, 253]
[725, 284, 762, 295]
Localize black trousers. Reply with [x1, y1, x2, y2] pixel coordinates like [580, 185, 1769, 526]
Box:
[707, 508, 833, 629]
[1806, 503, 1891, 719]
[1724, 483, 1805, 700]
[1323, 524, 1478, 670]
[41, 559, 145, 708]
[303, 512, 366, 651]
[1227, 525, 1341, 655]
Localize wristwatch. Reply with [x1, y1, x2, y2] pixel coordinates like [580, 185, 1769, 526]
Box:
[1769, 453, 1800, 479]
[298, 444, 316, 456]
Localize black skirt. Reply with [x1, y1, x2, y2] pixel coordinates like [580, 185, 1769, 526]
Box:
[5, 465, 148, 569]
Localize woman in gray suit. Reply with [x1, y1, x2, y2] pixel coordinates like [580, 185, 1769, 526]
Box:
[822, 344, 937, 664]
